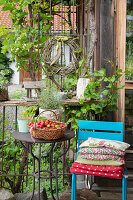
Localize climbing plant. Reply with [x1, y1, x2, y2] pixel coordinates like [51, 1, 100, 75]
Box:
[65, 62, 127, 132]
[0, 42, 14, 91]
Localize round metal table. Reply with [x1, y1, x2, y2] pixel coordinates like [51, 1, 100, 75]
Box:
[12, 130, 75, 200]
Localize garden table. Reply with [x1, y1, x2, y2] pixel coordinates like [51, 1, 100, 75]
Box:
[12, 130, 74, 200]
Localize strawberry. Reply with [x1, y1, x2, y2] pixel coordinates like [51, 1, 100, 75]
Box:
[45, 120, 50, 126]
[53, 127, 57, 129]
[28, 122, 33, 126]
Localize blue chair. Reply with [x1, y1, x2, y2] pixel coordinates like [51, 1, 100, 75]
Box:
[71, 120, 128, 200]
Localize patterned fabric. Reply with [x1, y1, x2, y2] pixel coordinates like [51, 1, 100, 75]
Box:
[75, 156, 123, 166]
[80, 153, 125, 164]
[79, 147, 125, 156]
[79, 137, 130, 151]
[70, 162, 124, 179]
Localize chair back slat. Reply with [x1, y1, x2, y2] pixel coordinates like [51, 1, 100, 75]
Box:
[78, 120, 124, 152]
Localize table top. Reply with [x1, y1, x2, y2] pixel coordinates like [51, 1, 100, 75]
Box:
[12, 129, 75, 143]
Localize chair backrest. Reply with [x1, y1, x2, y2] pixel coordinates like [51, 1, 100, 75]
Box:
[78, 120, 124, 152]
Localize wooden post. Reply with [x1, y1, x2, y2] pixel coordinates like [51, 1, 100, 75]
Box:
[95, 0, 100, 71]
[100, 0, 114, 77]
[115, 0, 127, 123]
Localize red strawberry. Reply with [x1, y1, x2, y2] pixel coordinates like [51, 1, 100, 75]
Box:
[45, 120, 49, 126]
[53, 126, 57, 129]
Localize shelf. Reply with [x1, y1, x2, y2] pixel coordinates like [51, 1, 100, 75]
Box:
[125, 80, 133, 89]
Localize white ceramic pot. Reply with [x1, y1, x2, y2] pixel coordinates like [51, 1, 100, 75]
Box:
[76, 78, 90, 99]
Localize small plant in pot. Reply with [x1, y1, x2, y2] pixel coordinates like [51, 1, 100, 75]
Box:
[18, 106, 37, 133]
[0, 71, 9, 101]
[37, 85, 63, 121]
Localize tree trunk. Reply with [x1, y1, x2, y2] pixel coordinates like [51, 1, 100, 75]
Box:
[28, 4, 36, 81]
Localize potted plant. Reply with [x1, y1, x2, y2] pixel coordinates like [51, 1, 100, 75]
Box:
[37, 85, 63, 121]
[0, 71, 9, 101]
[17, 106, 37, 133]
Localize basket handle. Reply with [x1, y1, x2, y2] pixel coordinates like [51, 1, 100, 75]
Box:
[34, 110, 58, 128]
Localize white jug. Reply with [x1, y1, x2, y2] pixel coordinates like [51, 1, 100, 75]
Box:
[76, 78, 90, 99]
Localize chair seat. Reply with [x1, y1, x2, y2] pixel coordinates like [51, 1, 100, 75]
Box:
[70, 162, 125, 179]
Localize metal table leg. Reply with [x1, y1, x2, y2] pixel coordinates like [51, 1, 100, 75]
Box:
[20, 142, 41, 200]
[19, 140, 71, 200]
[49, 143, 56, 200]
[55, 140, 71, 200]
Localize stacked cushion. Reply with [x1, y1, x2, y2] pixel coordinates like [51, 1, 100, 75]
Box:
[70, 163, 124, 179]
[70, 137, 130, 179]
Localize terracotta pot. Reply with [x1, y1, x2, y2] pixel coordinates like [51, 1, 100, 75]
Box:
[0, 88, 8, 101]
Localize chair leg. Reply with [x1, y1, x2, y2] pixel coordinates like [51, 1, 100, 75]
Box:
[71, 173, 76, 200]
[122, 173, 127, 200]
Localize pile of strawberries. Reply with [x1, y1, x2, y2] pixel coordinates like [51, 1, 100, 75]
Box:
[28, 119, 65, 130]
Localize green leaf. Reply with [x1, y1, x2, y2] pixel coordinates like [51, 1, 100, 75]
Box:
[116, 69, 122, 73]
[79, 58, 86, 67]
[76, 111, 81, 117]
[102, 90, 109, 96]
[81, 106, 88, 113]
[117, 84, 124, 89]
[93, 68, 106, 77]
[2, 5, 12, 11]
[74, 49, 83, 54]
[79, 99, 85, 104]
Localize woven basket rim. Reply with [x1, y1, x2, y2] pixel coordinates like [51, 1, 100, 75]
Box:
[27, 122, 67, 131]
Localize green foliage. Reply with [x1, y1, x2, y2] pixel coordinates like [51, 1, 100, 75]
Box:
[65, 62, 126, 132]
[9, 90, 26, 99]
[0, 0, 52, 76]
[63, 74, 78, 92]
[126, 40, 133, 80]
[0, 42, 14, 91]
[37, 82, 62, 110]
[19, 106, 37, 120]
[0, 71, 8, 91]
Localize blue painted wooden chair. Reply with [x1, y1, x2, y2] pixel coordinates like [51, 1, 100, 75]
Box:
[71, 120, 128, 200]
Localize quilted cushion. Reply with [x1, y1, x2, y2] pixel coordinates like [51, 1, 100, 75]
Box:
[79, 137, 130, 151]
[75, 155, 124, 166]
[79, 147, 125, 156]
[80, 153, 125, 164]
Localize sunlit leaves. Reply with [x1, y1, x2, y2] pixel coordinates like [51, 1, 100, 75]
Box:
[0, 0, 53, 72]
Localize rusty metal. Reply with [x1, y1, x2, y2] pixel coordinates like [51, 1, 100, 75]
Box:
[12, 130, 74, 200]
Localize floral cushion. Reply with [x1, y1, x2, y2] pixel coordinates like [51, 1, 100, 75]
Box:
[79, 137, 130, 151]
[79, 147, 125, 156]
[80, 153, 125, 164]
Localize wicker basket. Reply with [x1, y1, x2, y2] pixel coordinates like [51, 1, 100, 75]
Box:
[27, 110, 67, 140]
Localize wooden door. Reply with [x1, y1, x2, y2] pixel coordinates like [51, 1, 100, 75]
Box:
[20, 67, 42, 83]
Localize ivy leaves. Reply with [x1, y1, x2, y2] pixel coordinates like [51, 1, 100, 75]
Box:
[65, 65, 126, 132]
